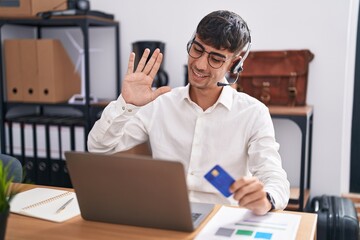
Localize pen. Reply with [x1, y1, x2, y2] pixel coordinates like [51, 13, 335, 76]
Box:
[56, 198, 74, 214]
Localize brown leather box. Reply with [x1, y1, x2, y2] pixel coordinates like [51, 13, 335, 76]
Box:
[0, 0, 66, 17]
[235, 50, 314, 106]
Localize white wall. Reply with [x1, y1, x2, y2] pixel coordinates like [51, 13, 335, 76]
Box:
[88, 0, 359, 197]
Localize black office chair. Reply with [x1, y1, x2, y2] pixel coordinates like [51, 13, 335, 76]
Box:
[0, 154, 23, 183]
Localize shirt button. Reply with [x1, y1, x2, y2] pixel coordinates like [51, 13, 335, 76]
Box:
[122, 106, 125, 110]
[128, 109, 132, 113]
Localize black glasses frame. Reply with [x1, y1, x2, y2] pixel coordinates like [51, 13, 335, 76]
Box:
[187, 40, 233, 69]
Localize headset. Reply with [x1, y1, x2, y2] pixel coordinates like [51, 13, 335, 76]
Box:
[217, 39, 251, 87]
[230, 39, 252, 74]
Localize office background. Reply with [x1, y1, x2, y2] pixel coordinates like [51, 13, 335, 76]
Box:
[1, 0, 358, 199]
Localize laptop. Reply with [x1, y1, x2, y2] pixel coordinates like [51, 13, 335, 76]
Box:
[65, 151, 214, 232]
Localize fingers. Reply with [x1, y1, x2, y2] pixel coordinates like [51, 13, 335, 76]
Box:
[134, 48, 162, 75]
[147, 52, 163, 79]
[229, 176, 255, 194]
[135, 48, 151, 72]
[231, 177, 265, 207]
[126, 52, 136, 75]
[142, 49, 162, 77]
[230, 176, 273, 215]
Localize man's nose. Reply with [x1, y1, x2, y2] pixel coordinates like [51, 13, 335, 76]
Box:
[195, 53, 209, 70]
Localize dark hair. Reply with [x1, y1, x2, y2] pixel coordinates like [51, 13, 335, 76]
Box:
[196, 10, 251, 55]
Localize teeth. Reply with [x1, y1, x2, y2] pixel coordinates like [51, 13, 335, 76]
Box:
[193, 69, 206, 77]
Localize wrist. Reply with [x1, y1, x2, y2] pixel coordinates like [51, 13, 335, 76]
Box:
[266, 192, 276, 211]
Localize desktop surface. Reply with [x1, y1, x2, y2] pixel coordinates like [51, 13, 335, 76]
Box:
[6, 184, 317, 240]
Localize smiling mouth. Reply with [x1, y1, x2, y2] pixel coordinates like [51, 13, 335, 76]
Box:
[192, 68, 209, 79]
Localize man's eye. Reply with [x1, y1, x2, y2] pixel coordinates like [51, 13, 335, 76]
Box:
[193, 46, 203, 53]
[210, 56, 225, 63]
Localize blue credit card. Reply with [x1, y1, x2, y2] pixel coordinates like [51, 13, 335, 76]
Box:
[204, 165, 235, 197]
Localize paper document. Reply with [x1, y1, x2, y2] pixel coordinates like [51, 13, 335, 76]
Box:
[195, 206, 301, 240]
[10, 187, 80, 223]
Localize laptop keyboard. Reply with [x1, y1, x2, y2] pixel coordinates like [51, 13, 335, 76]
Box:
[192, 212, 202, 222]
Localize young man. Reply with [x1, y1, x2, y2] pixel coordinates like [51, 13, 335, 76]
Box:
[88, 10, 290, 215]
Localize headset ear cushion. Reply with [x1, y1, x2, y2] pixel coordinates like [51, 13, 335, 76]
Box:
[231, 59, 242, 74]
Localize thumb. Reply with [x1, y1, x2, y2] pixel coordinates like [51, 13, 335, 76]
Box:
[151, 86, 172, 100]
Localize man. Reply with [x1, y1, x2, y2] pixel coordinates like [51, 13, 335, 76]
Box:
[88, 10, 290, 215]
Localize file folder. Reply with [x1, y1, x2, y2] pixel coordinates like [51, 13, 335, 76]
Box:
[21, 40, 39, 102]
[4, 40, 23, 101]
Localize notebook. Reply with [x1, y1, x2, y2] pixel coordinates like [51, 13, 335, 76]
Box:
[10, 187, 81, 223]
[65, 151, 215, 232]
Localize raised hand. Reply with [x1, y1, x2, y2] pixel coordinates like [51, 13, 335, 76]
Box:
[121, 48, 171, 106]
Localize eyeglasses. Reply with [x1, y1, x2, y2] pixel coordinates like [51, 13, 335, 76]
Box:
[187, 40, 233, 69]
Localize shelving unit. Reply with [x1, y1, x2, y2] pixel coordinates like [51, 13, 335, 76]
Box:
[0, 15, 120, 187]
[269, 105, 314, 211]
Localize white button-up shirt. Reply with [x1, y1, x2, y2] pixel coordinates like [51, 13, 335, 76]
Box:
[88, 85, 290, 209]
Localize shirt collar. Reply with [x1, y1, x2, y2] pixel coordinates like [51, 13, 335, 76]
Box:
[181, 80, 234, 111]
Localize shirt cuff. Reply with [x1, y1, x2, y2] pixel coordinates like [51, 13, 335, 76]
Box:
[116, 94, 140, 115]
[266, 192, 276, 211]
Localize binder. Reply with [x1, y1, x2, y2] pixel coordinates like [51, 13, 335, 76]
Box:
[23, 119, 38, 184]
[62, 160, 72, 188]
[50, 159, 63, 187]
[35, 123, 47, 158]
[74, 126, 85, 152]
[4, 121, 14, 155]
[6, 121, 21, 156]
[36, 157, 50, 186]
[35, 118, 53, 185]
[49, 125, 60, 160]
[49, 121, 62, 186]
[24, 157, 37, 184]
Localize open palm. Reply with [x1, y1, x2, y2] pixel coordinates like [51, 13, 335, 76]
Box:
[122, 48, 171, 106]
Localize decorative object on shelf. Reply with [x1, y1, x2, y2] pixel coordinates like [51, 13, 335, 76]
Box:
[66, 31, 101, 104]
[67, 0, 90, 11]
[234, 50, 314, 106]
[36, 0, 114, 20]
[132, 41, 169, 88]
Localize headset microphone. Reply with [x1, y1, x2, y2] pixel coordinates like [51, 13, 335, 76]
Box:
[217, 82, 231, 87]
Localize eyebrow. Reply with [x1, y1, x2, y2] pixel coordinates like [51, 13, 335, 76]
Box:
[193, 40, 228, 59]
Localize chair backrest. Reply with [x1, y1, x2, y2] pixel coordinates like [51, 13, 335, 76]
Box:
[0, 154, 22, 183]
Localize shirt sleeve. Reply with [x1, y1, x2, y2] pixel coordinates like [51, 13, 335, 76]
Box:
[247, 105, 290, 210]
[87, 95, 148, 154]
